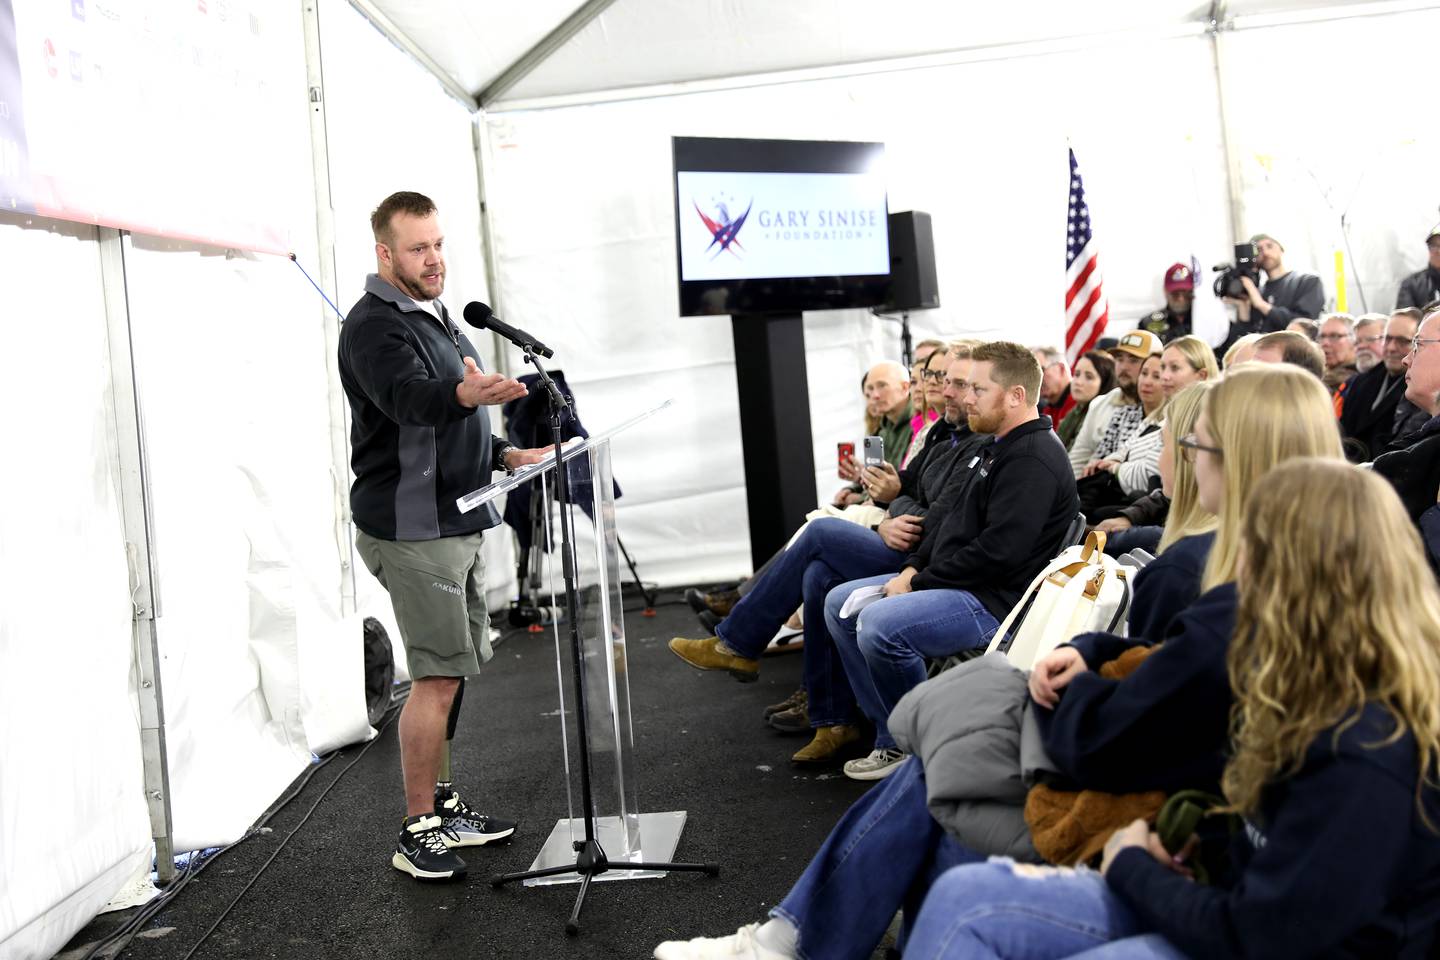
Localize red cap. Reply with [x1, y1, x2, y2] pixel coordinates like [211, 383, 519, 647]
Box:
[1163, 262, 1195, 292]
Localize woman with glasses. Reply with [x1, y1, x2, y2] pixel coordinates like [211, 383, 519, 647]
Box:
[900, 346, 950, 469]
[907, 460, 1440, 959]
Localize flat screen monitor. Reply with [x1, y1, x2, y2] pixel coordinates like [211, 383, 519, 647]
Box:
[672, 137, 889, 316]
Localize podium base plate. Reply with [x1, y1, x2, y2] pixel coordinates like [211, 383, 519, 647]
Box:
[520, 811, 687, 887]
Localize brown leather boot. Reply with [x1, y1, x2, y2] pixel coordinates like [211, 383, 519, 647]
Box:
[667, 636, 759, 682]
[790, 725, 861, 765]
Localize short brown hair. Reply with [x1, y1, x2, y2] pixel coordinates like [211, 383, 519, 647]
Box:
[972, 341, 1042, 405]
[1255, 330, 1326, 380]
[371, 191, 437, 244]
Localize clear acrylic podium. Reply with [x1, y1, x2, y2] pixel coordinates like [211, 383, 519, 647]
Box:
[456, 401, 686, 886]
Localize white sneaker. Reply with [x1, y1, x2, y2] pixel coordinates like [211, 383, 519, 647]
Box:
[654, 923, 790, 959]
[843, 748, 908, 781]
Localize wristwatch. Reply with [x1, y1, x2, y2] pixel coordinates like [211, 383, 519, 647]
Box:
[492, 440, 517, 474]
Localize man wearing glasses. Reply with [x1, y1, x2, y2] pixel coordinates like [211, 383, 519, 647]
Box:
[1317, 313, 1358, 395]
[1337, 308, 1423, 460]
[1395, 226, 1440, 311]
[1353, 314, 1388, 374]
[1031, 345, 1074, 430]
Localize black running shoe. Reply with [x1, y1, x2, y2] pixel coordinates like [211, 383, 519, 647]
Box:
[393, 814, 467, 881]
[435, 789, 517, 848]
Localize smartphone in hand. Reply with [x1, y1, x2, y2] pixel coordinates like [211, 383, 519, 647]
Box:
[862, 435, 885, 469]
[837, 441, 855, 478]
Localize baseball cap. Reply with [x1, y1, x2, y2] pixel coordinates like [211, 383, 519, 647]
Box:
[1163, 262, 1195, 292]
[1426, 225, 1440, 245]
[1112, 330, 1162, 359]
[1250, 232, 1283, 251]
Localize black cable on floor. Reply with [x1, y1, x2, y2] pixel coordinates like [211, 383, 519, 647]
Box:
[83, 687, 410, 960]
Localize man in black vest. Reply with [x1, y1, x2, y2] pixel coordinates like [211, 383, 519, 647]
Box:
[1337, 308, 1421, 461]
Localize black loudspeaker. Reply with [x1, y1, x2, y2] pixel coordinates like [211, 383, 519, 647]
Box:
[885, 211, 940, 311]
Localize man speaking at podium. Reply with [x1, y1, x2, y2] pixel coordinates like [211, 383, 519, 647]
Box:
[338, 191, 549, 880]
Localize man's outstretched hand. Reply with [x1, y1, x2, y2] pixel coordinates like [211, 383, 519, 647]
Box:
[457, 357, 527, 408]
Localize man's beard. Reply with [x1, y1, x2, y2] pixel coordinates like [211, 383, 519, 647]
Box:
[1118, 377, 1140, 403]
[394, 264, 443, 301]
[1356, 352, 1379, 373]
[967, 408, 1003, 434]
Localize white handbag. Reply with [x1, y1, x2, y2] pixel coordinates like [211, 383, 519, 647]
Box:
[985, 530, 1132, 671]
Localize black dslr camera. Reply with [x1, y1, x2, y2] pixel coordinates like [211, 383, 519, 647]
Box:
[1212, 242, 1260, 299]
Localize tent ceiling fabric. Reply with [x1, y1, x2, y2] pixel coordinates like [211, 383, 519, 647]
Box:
[356, 0, 1416, 107]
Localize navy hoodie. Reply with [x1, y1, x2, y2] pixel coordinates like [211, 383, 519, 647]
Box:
[1108, 704, 1440, 958]
[1038, 583, 1238, 794]
[1126, 532, 1215, 640]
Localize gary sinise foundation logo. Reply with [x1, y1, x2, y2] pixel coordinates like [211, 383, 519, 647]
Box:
[693, 194, 752, 260]
[693, 189, 883, 260]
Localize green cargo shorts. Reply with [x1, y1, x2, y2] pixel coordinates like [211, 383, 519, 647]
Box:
[356, 530, 493, 679]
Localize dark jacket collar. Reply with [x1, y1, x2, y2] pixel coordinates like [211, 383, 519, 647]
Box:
[365, 273, 444, 315]
[991, 415, 1053, 449]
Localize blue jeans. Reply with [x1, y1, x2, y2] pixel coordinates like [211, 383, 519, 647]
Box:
[904, 859, 1188, 959]
[714, 517, 907, 727]
[825, 576, 1000, 749]
[772, 757, 983, 960]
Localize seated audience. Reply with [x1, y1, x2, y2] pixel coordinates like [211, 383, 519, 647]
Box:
[1056, 350, 1116, 450]
[1286, 317, 1320, 340]
[907, 460, 1440, 960]
[1077, 353, 1166, 518]
[1068, 330, 1162, 478]
[900, 344, 949, 468]
[667, 350, 990, 761]
[822, 342, 1079, 779]
[1338, 308, 1421, 461]
[1353, 313, 1387, 373]
[1032, 344, 1075, 428]
[1252, 329, 1326, 380]
[1089, 337, 1221, 529]
[653, 365, 1343, 960]
[1318, 312, 1359, 394]
[1395, 224, 1440, 310]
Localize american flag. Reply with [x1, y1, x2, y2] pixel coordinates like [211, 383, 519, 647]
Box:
[1064, 148, 1109, 365]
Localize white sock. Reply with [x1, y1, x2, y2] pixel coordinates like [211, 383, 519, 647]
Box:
[753, 916, 798, 957]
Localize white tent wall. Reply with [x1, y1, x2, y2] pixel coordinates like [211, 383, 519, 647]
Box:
[317, 0, 516, 643]
[480, 33, 1232, 586]
[0, 216, 152, 960]
[1218, 7, 1440, 315]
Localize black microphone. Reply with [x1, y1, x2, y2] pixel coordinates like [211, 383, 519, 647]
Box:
[462, 302, 554, 359]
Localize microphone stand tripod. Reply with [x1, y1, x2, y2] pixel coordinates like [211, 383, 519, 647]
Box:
[490, 346, 719, 936]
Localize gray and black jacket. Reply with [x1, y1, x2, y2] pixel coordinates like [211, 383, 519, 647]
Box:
[338, 274, 511, 541]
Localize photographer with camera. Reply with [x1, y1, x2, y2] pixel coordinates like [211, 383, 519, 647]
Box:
[1217, 234, 1325, 355]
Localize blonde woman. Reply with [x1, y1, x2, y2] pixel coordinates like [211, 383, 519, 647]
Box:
[1079, 354, 1167, 517]
[1156, 335, 1218, 398]
[907, 460, 1440, 958]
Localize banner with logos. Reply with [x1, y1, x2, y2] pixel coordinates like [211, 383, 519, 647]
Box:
[3, 0, 305, 253]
